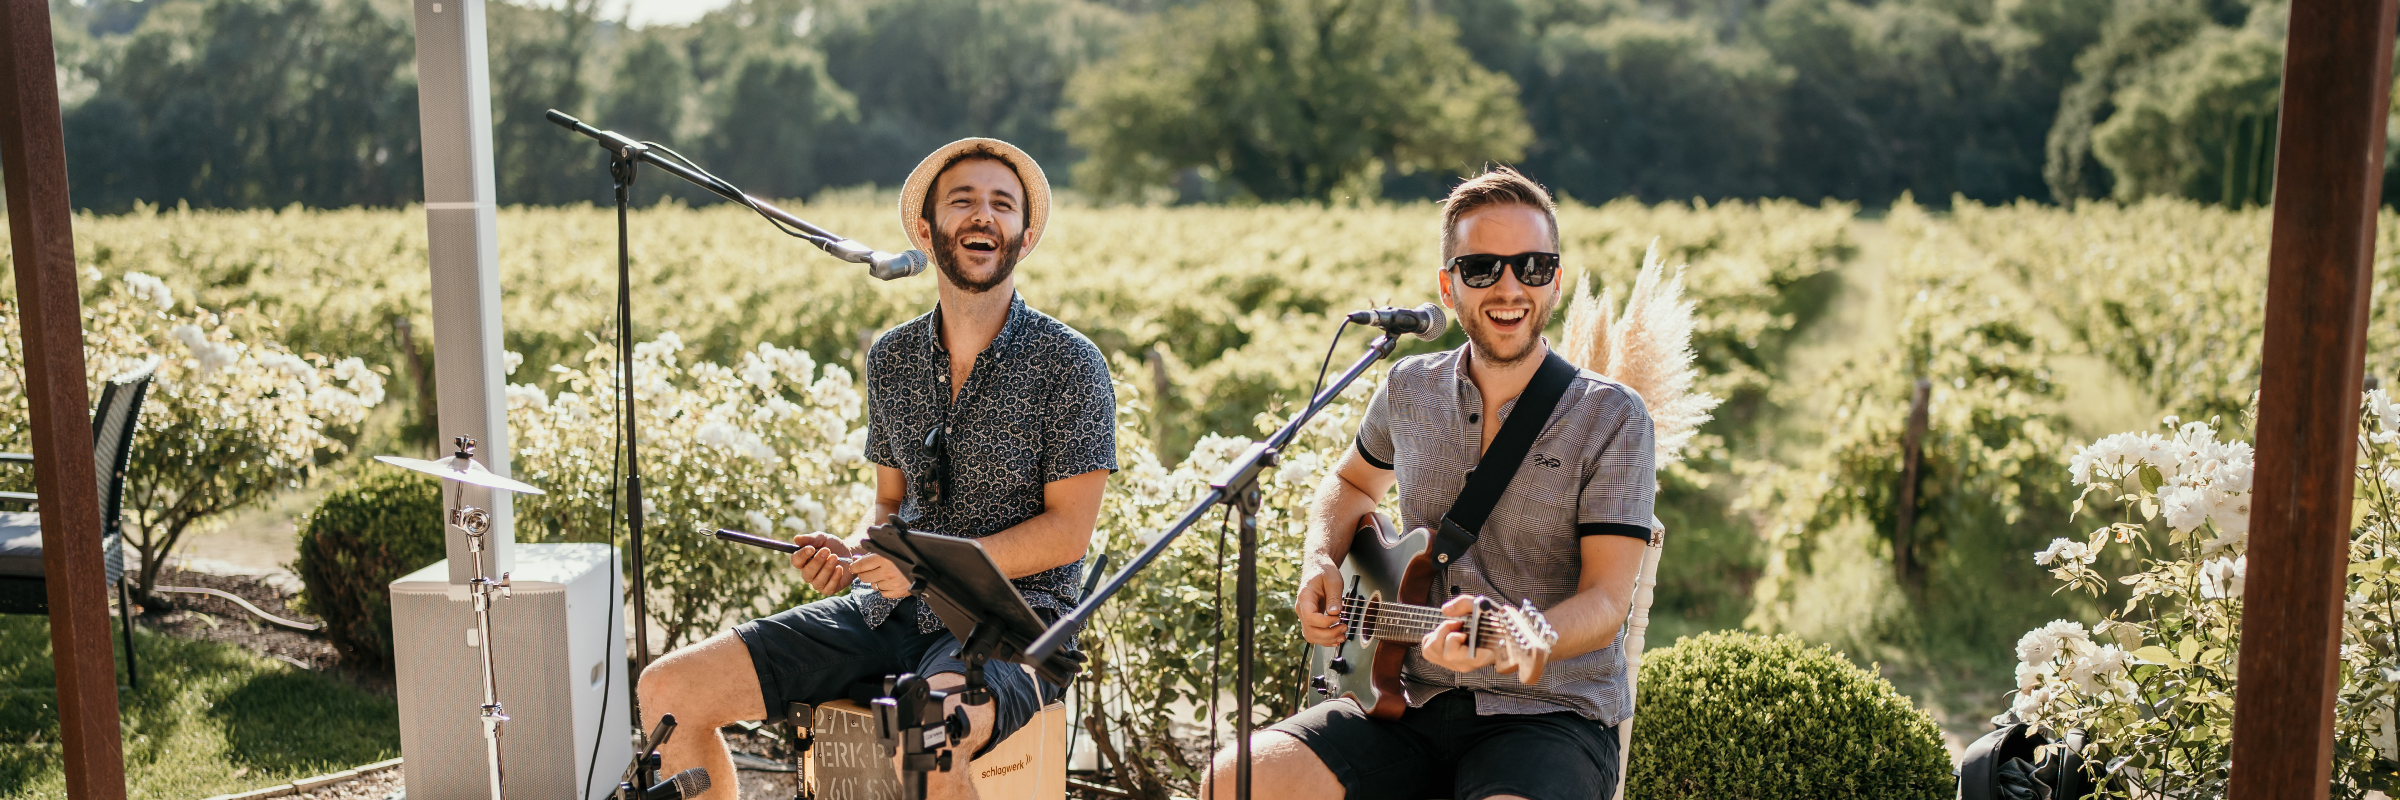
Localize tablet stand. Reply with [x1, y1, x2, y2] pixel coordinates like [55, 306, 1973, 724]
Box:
[856, 515, 1084, 800]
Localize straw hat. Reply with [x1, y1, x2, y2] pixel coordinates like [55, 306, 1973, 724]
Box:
[898, 138, 1052, 261]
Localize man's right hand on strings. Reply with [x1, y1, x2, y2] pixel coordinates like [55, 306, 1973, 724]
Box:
[1296, 558, 1348, 646]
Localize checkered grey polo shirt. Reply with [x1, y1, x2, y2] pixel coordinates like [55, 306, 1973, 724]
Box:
[1355, 343, 1655, 724]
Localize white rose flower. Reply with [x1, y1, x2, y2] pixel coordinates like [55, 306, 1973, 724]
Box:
[2015, 661, 2044, 691]
[2161, 485, 2209, 532]
[2199, 556, 2247, 600]
[2017, 627, 2065, 665]
[2068, 644, 2129, 693]
[2012, 686, 2056, 726]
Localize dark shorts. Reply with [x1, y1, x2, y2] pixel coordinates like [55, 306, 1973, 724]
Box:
[1265, 690, 1619, 800]
[735, 594, 1062, 759]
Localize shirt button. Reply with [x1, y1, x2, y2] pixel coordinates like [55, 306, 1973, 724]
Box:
[1467, 412, 1481, 424]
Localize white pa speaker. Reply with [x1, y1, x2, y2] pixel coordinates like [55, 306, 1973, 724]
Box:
[392, 543, 630, 800]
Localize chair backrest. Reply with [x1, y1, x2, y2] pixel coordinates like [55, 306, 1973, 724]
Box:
[1610, 516, 1666, 800]
[90, 364, 156, 536]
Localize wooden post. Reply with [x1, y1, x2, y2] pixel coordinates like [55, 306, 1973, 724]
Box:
[1894, 378, 1930, 590]
[0, 1, 129, 797]
[2230, 0, 2397, 797]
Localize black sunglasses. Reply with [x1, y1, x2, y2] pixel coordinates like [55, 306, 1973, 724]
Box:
[1447, 252, 1561, 289]
[918, 424, 950, 509]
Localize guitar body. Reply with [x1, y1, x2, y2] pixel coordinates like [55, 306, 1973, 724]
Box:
[1306, 512, 1436, 720]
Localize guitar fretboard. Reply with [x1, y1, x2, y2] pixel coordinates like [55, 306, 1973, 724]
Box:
[1338, 596, 1508, 644]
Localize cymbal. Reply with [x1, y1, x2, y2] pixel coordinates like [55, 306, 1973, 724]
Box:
[374, 454, 546, 495]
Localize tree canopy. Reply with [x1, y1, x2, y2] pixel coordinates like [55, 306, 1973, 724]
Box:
[41, 0, 2342, 212]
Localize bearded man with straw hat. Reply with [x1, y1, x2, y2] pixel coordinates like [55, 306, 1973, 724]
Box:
[637, 139, 1116, 800]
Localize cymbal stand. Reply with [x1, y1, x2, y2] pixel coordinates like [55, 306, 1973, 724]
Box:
[449, 436, 515, 800]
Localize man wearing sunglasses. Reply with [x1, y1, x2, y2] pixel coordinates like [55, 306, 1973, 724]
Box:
[1213, 167, 1655, 800]
[637, 139, 1116, 800]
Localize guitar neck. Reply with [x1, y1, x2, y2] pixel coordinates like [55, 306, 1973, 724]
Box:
[1343, 599, 1506, 645]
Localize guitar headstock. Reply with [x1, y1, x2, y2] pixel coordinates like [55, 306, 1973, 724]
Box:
[1483, 598, 1559, 686]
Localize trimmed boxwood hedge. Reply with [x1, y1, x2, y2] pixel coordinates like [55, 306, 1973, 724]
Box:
[1629, 631, 1954, 798]
[295, 470, 447, 671]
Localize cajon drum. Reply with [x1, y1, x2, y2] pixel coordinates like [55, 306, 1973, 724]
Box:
[806, 698, 1068, 800]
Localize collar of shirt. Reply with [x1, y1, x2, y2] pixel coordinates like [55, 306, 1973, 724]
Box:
[923, 291, 1032, 365]
[1446, 338, 1552, 448]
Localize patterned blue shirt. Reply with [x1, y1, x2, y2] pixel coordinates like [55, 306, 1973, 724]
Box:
[861, 293, 1118, 633]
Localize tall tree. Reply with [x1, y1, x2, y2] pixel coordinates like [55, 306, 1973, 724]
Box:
[702, 48, 855, 201]
[809, 0, 1122, 189]
[1061, 0, 1529, 202]
[489, 0, 603, 205]
[2089, 24, 2284, 206]
[2042, 0, 2224, 204]
[60, 0, 422, 213]
[1526, 18, 1790, 203]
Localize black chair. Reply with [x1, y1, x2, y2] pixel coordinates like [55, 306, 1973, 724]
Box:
[0, 364, 155, 689]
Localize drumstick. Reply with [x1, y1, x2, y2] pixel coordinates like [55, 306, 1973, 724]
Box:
[711, 528, 860, 565]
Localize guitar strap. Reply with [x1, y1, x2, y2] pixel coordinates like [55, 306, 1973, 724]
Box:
[1430, 350, 1579, 585]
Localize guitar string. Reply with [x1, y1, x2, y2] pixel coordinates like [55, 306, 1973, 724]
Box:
[1333, 600, 1506, 628]
[1334, 596, 1510, 625]
[1335, 603, 1514, 639]
[1332, 598, 1544, 642]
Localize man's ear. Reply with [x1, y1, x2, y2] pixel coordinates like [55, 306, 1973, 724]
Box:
[1018, 222, 1040, 257]
[1438, 269, 1456, 308]
[912, 215, 933, 248]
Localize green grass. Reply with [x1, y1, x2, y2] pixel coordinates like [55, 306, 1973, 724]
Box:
[0, 616, 397, 799]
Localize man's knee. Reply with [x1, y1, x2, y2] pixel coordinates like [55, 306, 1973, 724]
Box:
[922, 672, 998, 754]
[637, 633, 761, 727]
[1205, 731, 1330, 800]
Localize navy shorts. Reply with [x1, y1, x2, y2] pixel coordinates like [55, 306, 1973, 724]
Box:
[1264, 690, 1619, 800]
[735, 594, 1062, 758]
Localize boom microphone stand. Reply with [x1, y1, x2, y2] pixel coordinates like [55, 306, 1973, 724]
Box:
[544, 110, 924, 726]
[1026, 328, 1414, 800]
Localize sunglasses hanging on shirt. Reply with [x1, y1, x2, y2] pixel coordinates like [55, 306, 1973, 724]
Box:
[1446, 252, 1561, 289]
[917, 423, 951, 510]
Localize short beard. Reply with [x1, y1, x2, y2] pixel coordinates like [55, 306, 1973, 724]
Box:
[1458, 296, 1554, 368]
[931, 223, 1024, 295]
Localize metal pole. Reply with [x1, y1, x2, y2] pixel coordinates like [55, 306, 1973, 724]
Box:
[2230, 0, 2397, 797]
[1233, 485, 1262, 800]
[460, 487, 511, 800]
[614, 152, 654, 688]
[0, 2, 128, 796]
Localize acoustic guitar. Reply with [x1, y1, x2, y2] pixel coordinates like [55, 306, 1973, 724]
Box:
[1305, 512, 1559, 720]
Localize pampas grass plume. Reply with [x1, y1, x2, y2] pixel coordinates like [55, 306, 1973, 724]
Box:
[1559, 240, 1720, 468]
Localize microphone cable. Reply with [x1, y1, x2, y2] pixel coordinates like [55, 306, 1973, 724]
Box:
[587, 220, 633, 800]
[1308, 319, 1351, 404]
[640, 142, 840, 251]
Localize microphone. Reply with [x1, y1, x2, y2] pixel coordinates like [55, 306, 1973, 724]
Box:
[544, 110, 927, 281]
[1346, 303, 1447, 341]
[637, 767, 709, 800]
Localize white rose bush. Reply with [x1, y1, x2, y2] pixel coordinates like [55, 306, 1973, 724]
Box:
[1074, 361, 1366, 798]
[2010, 404, 2400, 797]
[506, 333, 875, 650]
[0, 272, 386, 597]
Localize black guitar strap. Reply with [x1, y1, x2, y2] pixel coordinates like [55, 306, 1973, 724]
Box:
[1431, 351, 1579, 576]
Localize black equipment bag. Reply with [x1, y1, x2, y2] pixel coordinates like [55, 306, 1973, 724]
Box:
[1959, 723, 2090, 800]
[1430, 351, 1579, 577]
